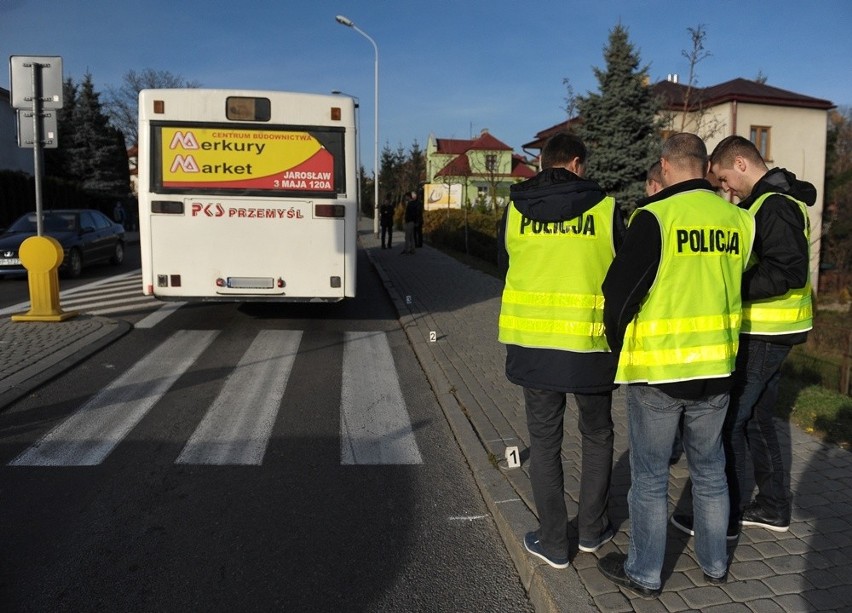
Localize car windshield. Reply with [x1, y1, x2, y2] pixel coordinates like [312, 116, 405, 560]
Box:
[7, 213, 77, 233]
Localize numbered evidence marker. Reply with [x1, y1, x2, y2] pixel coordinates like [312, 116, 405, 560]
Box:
[505, 446, 521, 469]
[405, 295, 412, 304]
[429, 331, 437, 342]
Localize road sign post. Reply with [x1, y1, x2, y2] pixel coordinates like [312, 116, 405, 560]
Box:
[9, 56, 74, 322]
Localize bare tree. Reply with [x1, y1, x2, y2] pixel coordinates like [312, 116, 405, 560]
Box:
[678, 24, 710, 131]
[659, 25, 723, 140]
[562, 77, 579, 120]
[104, 68, 201, 146]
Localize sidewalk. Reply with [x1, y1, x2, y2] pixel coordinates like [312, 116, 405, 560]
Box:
[0, 312, 130, 409]
[359, 219, 852, 612]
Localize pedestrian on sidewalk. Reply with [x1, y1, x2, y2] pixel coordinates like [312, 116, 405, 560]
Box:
[411, 190, 424, 248]
[380, 194, 396, 249]
[402, 191, 419, 255]
[497, 132, 625, 570]
[598, 133, 755, 597]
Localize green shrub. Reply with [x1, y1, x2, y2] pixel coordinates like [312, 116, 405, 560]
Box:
[422, 208, 501, 265]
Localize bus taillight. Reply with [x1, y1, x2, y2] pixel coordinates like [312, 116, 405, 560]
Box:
[314, 204, 345, 218]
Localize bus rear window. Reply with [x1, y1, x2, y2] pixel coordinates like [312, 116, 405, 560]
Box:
[226, 97, 271, 122]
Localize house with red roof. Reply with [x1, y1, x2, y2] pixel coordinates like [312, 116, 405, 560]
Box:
[523, 77, 834, 290]
[425, 129, 535, 211]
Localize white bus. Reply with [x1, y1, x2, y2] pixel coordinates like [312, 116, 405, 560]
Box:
[137, 89, 358, 302]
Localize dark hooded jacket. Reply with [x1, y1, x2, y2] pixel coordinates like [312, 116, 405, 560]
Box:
[498, 168, 626, 393]
[737, 167, 815, 346]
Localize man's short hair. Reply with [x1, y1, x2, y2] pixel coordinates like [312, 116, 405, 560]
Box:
[710, 135, 765, 169]
[541, 132, 587, 170]
[646, 160, 662, 184]
[661, 133, 707, 175]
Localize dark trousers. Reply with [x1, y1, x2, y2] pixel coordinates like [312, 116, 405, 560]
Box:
[381, 224, 393, 248]
[723, 338, 791, 520]
[414, 222, 423, 247]
[524, 388, 614, 557]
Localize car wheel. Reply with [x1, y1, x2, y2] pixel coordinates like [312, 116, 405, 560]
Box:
[111, 241, 125, 265]
[64, 248, 83, 278]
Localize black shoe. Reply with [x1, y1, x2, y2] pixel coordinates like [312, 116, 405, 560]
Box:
[523, 532, 569, 569]
[704, 570, 728, 585]
[741, 502, 790, 532]
[670, 514, 739, 540]
[597, 553, 661, 598]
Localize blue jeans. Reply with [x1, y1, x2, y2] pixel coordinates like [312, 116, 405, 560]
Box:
[723, 338, 791, 520]
[624, 385, 730, 589]
[524, 388, 614, 558]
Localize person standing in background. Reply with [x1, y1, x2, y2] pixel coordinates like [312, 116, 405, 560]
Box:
[379, 194, 396, 249]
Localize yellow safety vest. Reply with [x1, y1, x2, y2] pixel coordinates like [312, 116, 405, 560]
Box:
[498, 197, 616, 352]
[741, 193, 813, 336]
[616, 190, 755, 384]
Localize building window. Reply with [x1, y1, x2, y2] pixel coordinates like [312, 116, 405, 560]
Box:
[485, 154, 497, 172]
[750, 126, 771, 161]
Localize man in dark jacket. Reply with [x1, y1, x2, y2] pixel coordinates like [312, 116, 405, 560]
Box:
[379, 194, 396, 249]
[714, 137, 813, 532]
[497, 132, 625, 569]
[671, 136, 815, 538]
[599, 133, 755, 595]
[402, 192, 419, 254]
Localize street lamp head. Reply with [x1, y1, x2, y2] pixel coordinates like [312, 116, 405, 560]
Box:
[335, 15, 354, 27]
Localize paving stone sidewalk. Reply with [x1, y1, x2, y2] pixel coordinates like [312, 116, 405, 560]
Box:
[360, 220, 852, 613]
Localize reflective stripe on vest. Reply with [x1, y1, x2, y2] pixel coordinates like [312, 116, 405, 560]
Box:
[616, 190, 755, 384]
[741, 193, 813, 336]
[498, 196, 615, 352]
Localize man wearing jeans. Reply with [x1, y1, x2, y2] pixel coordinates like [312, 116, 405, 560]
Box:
[671, 137, 815, 539]
[498, 133, 625, 569]
[598, 133, 755, 597]
[710, 136, 814, 531]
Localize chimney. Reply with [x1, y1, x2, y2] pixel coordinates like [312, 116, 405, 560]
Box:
[667, 73, 679, 84]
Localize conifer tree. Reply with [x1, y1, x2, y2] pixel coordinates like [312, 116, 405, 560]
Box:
[577, 24, 660, 211]
[67, 73, 130, 198]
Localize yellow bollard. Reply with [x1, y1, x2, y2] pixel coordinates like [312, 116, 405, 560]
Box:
[11, 235, 77, 322]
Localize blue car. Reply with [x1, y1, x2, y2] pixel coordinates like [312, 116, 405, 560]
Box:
[0, 209, 125, 278]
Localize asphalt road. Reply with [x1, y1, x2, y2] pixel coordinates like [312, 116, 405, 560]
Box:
[0, 247, 532, 612]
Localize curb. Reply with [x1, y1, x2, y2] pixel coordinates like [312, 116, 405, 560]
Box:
[0, 316, 132, 410]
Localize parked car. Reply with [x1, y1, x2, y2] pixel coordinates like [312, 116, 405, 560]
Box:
[0, 209, 125, 278]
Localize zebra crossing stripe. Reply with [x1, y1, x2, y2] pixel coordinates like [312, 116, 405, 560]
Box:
[176, 330, 302, 465]
[9, 330, 219, 467]
[135, 302, 186, 329]
[340, 331, 423, 465]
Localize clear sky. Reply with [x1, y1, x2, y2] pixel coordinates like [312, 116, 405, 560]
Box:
[2, 0, 850, 171]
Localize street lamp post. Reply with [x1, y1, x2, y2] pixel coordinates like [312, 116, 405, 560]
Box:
[335, 14, 379, 236]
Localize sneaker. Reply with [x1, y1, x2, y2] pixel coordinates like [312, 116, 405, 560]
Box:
[741, 502, 790, 532]
[670, 514, 739, 541]
[523, 532, 569, 569]
[578, 524, 615, 553]
[597, 552, 661, 598]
